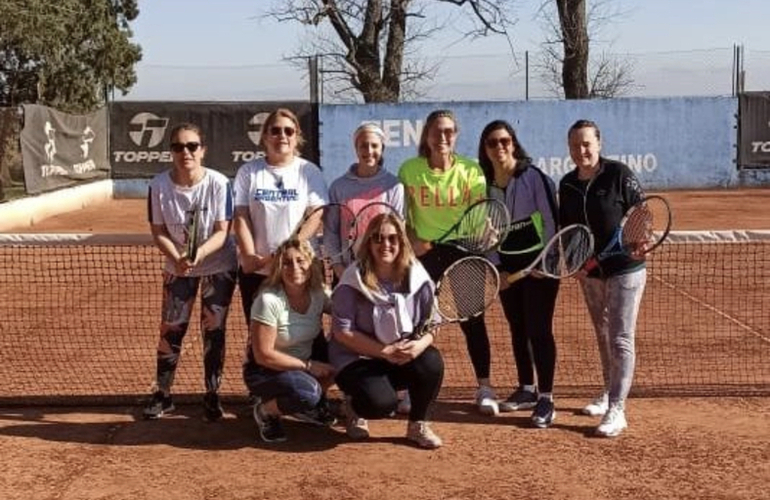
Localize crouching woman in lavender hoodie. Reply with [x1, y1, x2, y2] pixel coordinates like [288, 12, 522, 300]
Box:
[330, 213, 445, 449]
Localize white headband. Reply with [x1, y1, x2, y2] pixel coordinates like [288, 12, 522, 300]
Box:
[353, 123, 387, 144]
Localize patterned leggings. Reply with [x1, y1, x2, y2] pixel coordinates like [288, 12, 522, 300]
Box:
[154, 269, 236, 394]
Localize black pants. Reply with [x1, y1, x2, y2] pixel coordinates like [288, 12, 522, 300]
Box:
[335, 346, 444, 422]
[418, 244, 491, 380]
[237, 268, 267, 325]
[499, 275, 559, 393]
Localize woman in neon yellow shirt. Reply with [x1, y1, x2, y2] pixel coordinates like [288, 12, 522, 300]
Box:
[398, 109, 498, 415]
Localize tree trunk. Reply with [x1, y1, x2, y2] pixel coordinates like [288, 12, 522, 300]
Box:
[556, 0, 589, 99]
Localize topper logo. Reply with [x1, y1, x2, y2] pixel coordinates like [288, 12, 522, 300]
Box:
[128, 113, 169, 147]
[247, 112, 270, 146]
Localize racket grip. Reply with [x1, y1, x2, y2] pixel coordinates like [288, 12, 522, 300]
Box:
[506, 269, 528, 284]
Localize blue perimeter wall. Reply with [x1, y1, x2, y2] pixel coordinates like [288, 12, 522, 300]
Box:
[319, 97, 770, 190]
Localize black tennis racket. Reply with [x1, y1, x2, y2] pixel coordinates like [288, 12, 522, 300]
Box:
[413, 256, 499, 339]
[432, 198, 510, 254]
[185, 205, 201, 262]
[505, 224, 594, 284]
[583, 195, 672, 272]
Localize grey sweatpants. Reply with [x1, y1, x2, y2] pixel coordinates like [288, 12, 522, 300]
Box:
[579, 268, 646, 407]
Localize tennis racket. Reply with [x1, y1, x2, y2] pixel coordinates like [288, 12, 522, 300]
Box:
[505, 224, 594, 284]
[350, 200, 404, 254]
[412, 256, 499, 339]
[583, 195, 672, 272]
[432, 198, 511, 254]
[292, 203, 356, 261]
[185, 206, 201, 261]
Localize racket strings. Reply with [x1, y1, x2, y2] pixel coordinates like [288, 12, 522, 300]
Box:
[622, 202, 669, 253]
[541, 226, 593, 276]
[435, 258, 498, 321]
[453, 201, 510, 253]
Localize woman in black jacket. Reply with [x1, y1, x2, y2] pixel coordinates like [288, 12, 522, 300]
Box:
[559, 119, 647, 438]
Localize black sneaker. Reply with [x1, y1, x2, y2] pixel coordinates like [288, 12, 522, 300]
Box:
[143, 391, 174, 419]
[499, 388, 538, 412]
[253, 402, 287, 443]
[531, 398, 556, 428]
[292, 397, 337, 427]
[203, 392, 224, 422]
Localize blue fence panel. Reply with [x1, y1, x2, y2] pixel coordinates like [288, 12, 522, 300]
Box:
[319, 97, 745, 190]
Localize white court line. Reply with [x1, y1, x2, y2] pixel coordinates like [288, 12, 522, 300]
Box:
[650, 275, 770, 345]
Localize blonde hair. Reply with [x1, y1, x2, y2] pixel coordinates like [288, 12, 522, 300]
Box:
[264, 238, 324, 292]
[418, 109, 458, 158]
[260, 108, 306, 155]
[355, 213, 415, 291]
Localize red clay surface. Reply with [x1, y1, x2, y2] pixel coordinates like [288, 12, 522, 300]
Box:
[1, 188, 769, 500]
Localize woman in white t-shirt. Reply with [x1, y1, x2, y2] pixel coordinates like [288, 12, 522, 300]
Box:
[244, 238, 336, 443]
[233, 108, 328, 325]
[144, 123, 238, 422]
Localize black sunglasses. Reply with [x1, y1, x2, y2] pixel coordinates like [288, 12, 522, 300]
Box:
[170, 142, 201, 153]
[372, 233, 399, 246]
[269, 126, 296, 137]
[485, 137, 512, 149]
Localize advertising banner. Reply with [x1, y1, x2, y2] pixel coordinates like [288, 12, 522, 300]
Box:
[738, 92, 770, 168]
[20, 104, 109, 194]
[109, 102, 318, 178]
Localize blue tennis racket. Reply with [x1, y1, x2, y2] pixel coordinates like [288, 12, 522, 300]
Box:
[583, 195, 672, 271]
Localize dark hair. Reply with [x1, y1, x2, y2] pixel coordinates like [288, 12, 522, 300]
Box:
[418, 109, 457, 158]
[567, 119, 601, 141]
[477, 120, 531, 185]
[169, 122, 205, 146]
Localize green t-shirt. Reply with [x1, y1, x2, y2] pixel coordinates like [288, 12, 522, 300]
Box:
[250, 286, 329, 361]
[398, 154, 487, 242]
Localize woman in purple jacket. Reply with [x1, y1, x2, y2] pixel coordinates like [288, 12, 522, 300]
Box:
[330, 213, 444, 449]
[478, 120, 560, 428]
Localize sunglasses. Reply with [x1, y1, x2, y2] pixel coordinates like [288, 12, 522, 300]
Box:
[170, 142, 201, 153]
[485, 137, 513, 149]
[372, 233, 400, 246]
[269, 126, 296, 137]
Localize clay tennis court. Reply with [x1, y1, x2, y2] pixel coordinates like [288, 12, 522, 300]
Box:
[1, 189, 769, 500]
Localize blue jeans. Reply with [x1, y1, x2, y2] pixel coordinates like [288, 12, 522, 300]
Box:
[579, 268, 646, 407]
[243, 363, 323, 414]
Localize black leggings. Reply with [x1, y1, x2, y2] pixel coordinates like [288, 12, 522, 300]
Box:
[237, 268, 266, 325]
[335, 346, 444, 421]
[499, 276, 559, 393]
[418, 244, 491, 380]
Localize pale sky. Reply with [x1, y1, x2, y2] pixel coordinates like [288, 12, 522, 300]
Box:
[120, 0, 770, 102]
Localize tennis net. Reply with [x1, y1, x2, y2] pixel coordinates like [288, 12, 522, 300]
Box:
[1, 230, 768, 404]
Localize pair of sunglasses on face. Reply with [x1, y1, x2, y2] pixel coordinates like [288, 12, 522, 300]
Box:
[170, 142, 202, 153]
[268, 126, 296, 137]
[371, 233, 399, 246]
[485, 137, 513, 149]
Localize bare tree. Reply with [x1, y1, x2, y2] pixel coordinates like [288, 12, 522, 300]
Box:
[264, 0, 518, 103]
[537, 0, 634, 99]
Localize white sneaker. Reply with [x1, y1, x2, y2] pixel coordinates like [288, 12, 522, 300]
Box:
[396, 391, 411, 415]
[595, 404, 627, 437]
[582, 392, 609, 417]
[475, 386, 499, 416]
[406, 421, 442, 449]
